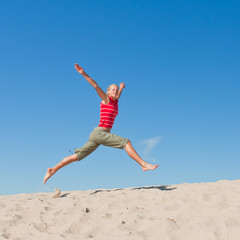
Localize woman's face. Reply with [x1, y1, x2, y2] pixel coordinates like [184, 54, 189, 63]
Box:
[107, 85, 119, 98]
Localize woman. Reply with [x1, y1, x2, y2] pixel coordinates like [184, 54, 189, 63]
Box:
[43, 64, 158, 184]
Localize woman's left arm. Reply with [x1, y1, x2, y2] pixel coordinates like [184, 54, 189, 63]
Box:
[117, 83, 125, 99]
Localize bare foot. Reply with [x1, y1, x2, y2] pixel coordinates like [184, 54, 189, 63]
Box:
[43, 168, 56, 184]
[142, 164, 159, 171]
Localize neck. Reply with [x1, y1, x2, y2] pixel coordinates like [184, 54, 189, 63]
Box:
[108, 95, 116, 101]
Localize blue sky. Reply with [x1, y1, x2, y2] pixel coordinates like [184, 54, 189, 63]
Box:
[1, 0, 239, 195]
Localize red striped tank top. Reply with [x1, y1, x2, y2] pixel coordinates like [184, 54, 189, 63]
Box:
[98, 96, 118, 129]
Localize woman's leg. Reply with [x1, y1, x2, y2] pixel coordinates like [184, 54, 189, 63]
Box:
[125, 141, 159, 171]
[96, 129, 159, 171]
[44, 140, 99, 184]
[43, 154, 78, 184]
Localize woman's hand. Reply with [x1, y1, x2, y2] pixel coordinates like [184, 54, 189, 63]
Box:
[119, 83, 125, 89]
[117, 83, 125, 99]
[74, 63, 84, 74]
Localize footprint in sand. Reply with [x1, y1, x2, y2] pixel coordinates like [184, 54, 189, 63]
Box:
[2, 231, 11, 239]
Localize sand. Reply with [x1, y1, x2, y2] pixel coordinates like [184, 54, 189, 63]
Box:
[1, 179, 240, 240]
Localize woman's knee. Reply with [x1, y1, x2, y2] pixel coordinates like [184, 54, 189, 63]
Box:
[125, 140, 131, 149]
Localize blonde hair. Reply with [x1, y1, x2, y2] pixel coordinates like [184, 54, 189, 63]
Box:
[107, 84, 118, 92]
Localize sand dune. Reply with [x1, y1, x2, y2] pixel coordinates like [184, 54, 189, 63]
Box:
[1, 179, 240, 240]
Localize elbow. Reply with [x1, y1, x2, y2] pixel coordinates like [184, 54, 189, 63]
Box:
[93, 83, 98, 89]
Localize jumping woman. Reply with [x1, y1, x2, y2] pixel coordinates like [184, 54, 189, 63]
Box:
[43, 64, 158, 184]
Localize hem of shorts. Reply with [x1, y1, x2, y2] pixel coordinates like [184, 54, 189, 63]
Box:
[121, 139, 129, 150]
[74, 150, 82, 161]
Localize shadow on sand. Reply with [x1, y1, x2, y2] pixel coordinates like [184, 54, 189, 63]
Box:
[130, 185, 177, 191]
[90, 185, 176, 195]
[60, 193, 70, 198]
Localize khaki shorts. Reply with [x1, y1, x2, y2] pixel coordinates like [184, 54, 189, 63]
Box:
[74, 127, 129, 161]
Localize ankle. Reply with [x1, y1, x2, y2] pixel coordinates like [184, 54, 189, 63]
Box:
[141, 162, 148, 168]
[51, 167, 57, 174]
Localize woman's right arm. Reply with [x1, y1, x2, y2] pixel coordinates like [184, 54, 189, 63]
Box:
[74, 64, 108, 102]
